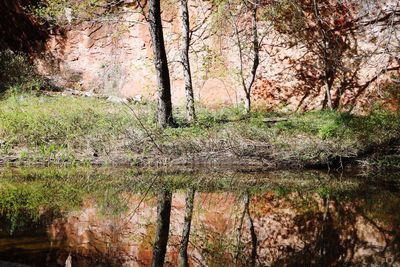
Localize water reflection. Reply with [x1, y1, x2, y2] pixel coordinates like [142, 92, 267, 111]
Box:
[152, 188, 172, 267]
[179, 188, 195, 267]
[0, 168, 398, 266]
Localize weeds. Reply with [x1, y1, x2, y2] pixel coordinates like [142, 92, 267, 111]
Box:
[0, 93, 399, 168]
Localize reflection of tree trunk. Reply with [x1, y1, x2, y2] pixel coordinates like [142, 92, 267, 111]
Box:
[244, 193, 257, 267]
[320, 195, 329, 262]
[180, 0, 196, 123]
[148, 0, 174, 129]
[235, 191, 258, 266]
[179, 188, 195, 267]
[235, 198, 246, 265]
[152, 189, 172, 267]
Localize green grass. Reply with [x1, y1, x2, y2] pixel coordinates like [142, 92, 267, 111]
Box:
[0, 93, 399, 168]
[0, 94, 134, 146]
[0, 93, 155, 163]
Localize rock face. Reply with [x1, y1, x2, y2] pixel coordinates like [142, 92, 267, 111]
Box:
[36, 3, 242, 109]
[3, 1, 400, 111]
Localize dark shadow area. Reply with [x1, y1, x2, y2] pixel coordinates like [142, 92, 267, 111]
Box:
[0, 0, 49, 53]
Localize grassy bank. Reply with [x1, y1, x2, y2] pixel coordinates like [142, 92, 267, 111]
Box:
[0, 93, 399, 169]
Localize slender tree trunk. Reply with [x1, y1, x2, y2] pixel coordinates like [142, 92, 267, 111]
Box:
[148, 0, 174, 129]
[179, 188, 195, 267]
[313, 0, 334, 111]
[180, 0, 196, 123]
[244, 92, 251, 114]
[231, 0, 259, 114]
[152, 189, 172, 267]
[244, 0, 260, 114]
[325, 80, 333, 111]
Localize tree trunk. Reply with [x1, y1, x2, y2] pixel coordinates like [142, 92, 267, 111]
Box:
[148, 0, 174, 128]
[152, 189, 172, 267]
[179, 188, 195, 267]
[244, 93, 251, 114]
[322, 73, 334, 111]
[244, 0, 260, 114]
[325, 81, 333, 111]
[180, 0, 196, 123]
[313, 0, 334, 111]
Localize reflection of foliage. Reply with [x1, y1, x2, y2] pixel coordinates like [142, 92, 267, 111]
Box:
[362, 191, 400, 229]
[0, 167, 399, 228]
[203, 231, 234, 265]
[0, 180, 81, 233]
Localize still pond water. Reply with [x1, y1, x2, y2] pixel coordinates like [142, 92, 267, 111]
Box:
[0, 168, 398, 266]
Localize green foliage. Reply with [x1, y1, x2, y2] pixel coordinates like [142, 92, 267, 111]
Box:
[0, 49, 43, 95]
[262, 0, 305, 34]
[32, 0, 69, 25]
[0, 94, 131, 146]
[31, 0, 122, 25]
[0, 94, 146, 164]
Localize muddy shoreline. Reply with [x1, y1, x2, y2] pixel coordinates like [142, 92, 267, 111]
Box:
[1, 148, 398, 172]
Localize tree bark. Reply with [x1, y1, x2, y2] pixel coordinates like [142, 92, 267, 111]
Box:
[180, 0, 196, 123]
[179, 188, 195, 267]
[325, 79, 334, 111]
[244, 0, 260, 114]
[313, 0, 334, 111]
[148, 0, 174, 128]
[244, 92, 251, 114]
[238, 0, 259, 114]
[152, 189, 172, 267]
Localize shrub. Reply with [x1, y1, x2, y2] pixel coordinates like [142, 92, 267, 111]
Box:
[0, 49, 43, 95]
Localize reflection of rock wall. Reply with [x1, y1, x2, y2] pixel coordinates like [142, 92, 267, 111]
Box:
[48, 192, 400, 266]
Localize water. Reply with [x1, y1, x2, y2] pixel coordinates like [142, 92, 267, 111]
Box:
[0, 168, 398, 266]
